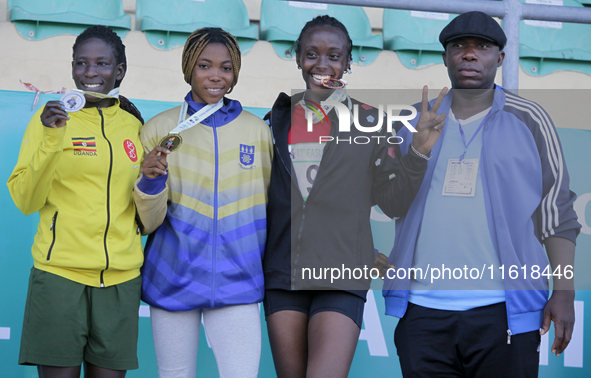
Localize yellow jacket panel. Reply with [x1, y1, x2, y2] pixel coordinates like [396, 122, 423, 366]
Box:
[7, 102, 144, 287]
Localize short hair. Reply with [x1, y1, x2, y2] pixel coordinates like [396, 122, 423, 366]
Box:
[181, 27, 241, 93]
[294, 15, 353, 59]
[72, 25, 143, 124]
[73, 25, 127, 83]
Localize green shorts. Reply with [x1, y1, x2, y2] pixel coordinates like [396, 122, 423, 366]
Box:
[19, 267, 141, 370]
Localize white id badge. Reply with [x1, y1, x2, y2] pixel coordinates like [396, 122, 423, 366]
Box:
[442, 158, 479, 197]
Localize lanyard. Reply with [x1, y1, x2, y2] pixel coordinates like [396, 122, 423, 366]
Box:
[171, 99, 224, 134]
[458, 111, 490, 162]
[299, 87, 351, 125]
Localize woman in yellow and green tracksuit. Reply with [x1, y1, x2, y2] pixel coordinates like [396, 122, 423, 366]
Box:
[7, 25, 145, 378]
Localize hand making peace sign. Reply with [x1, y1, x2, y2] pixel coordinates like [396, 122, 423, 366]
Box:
[412, 86, 449, 155]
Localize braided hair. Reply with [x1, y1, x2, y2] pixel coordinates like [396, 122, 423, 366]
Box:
[181, 27, 241, 93]
[72, 25, 144, 124]
[294, 15, 353, 60]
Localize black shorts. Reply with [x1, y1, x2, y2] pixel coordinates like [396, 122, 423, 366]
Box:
[263, 289, 365, 328]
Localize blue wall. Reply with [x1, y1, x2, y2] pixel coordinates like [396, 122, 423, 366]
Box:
[1, 90, 589, 377]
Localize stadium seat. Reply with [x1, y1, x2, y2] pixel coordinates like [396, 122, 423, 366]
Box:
[7, 0, 130, 40]
[519, 0, 591, 76]
[260, 0, 383, 65]
[383, 10, 457, 69]
[135, 0, 258, 54]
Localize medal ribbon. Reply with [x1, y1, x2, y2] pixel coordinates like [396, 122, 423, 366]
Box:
[458, 112, 490, 162]
[20, 80, 67, 110]
[71, 87, 120, 100]
[171, 99, 224, 135]
[299, 87, 352, 124]
[21, 81, 121, 110]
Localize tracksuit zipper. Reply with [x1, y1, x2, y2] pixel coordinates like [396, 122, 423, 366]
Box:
[481, 112, 513, 344]
[98, 107, 112, 288]
[47, 211, 58, 260]
[211, 117, 219, 307]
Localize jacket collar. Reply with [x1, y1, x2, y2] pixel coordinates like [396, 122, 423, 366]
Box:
[77, 97, 120, 119]
[433, 84, 505, 154]
[183, 92, 242, 127]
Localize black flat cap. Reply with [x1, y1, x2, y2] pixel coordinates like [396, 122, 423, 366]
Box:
[439, 11, 507, 50]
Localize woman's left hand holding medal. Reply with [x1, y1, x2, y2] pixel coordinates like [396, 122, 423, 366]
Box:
[142, 147, 171, 178]
[40, 101, 70, 128]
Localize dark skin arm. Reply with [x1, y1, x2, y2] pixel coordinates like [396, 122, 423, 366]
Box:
[540, 236, 575, 356]
[372, 86, 449, 219]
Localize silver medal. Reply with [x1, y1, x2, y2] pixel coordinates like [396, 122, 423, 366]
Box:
[61, 91, 86, 112]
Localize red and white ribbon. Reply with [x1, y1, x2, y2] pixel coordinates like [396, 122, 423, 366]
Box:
[20, 80, 67, 110]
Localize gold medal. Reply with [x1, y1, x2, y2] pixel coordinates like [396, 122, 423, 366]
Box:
[159, 134, 183, 152]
